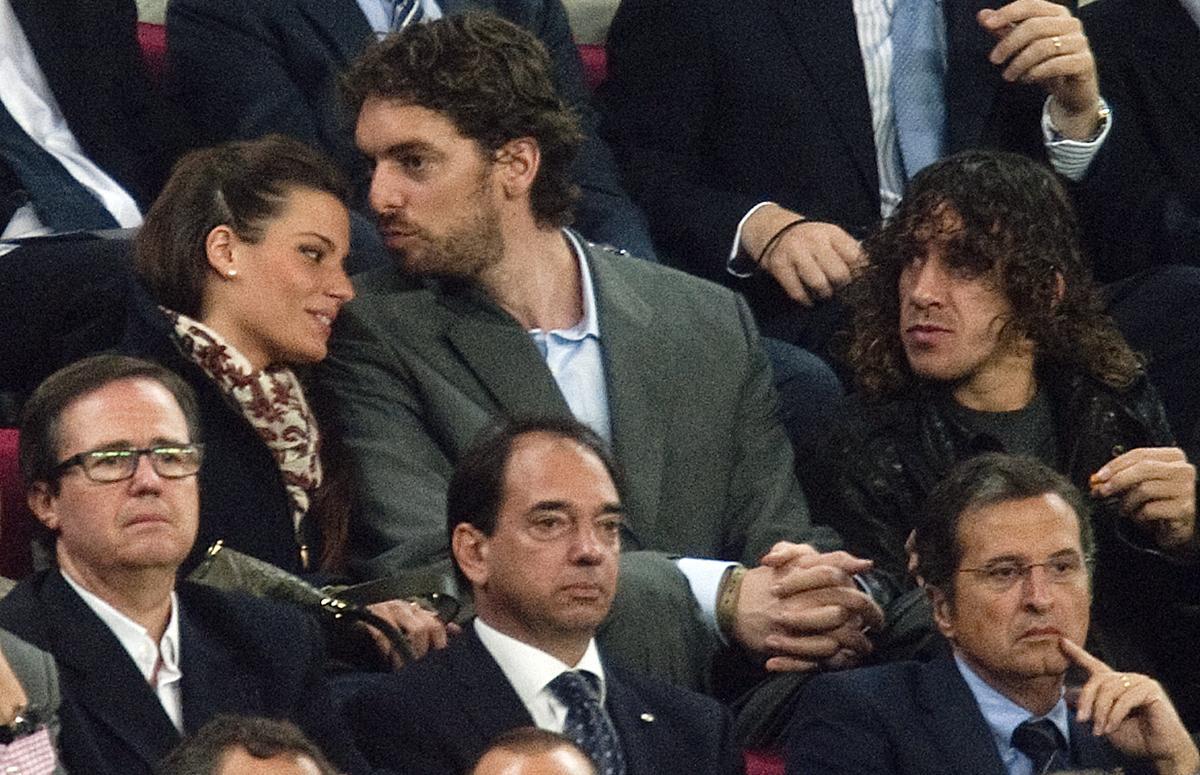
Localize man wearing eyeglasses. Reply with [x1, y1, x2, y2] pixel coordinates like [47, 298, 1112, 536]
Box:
[787, 453, 1200, 775]
[802, 150, 1200, 725]
[0, 354, 384, 775]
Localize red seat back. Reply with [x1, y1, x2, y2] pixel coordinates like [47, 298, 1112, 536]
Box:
[137, 21, 167, 84]
[0, 429, 34, 579]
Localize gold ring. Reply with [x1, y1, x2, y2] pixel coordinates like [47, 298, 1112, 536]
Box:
[1052, 35, 1063, 51]
[1120, 675, 1132, 689]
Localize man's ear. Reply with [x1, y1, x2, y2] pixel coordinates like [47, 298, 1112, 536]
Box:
[492, 137, 540, 199]
[451, 522, 490, 587]
[927, 584, 956, 643]
[205, 225, 241, 279]
[26, 482, 61, 533]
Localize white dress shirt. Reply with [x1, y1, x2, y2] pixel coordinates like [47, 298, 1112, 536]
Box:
[474, 617, 607, 733]
[63, 573, 184, 732]
[0, 0, 142, 240]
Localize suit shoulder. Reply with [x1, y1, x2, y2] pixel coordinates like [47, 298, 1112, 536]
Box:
[799, 660, 925, 707]
[0, 574, 55, 646]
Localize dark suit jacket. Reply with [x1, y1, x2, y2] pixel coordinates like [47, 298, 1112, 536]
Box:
[599, 0, 1071, 335]
[317, 232, 839, 581]
[0, 571, 376, 775]
[4, 0, 178, 211]
[346, 624, 743, 774]
[785, 656, 1149, 775]
[1082, 0, 1200, 280]
[118, 285, 310, 575]
[165, 0, 656, 258]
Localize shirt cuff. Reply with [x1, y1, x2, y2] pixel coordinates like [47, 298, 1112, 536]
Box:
[727, 201, 776, 278]
[1042, 96, 1112, 182]
[676, 557, 739, 637]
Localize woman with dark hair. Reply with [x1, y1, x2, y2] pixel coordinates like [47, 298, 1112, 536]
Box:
[123, 135, 449, 664]
[127, 134, 352, 576]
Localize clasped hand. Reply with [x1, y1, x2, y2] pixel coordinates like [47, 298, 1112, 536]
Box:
[732, 542, 884, 672]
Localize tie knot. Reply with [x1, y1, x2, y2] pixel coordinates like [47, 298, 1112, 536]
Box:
[1011, 718, 1069, 774]
[548, 671, 601, 707]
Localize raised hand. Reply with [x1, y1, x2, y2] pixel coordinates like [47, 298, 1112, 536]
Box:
[1061, 637, 1198, 774]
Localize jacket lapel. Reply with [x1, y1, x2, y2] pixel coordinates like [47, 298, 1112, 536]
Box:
[440, 286, 574, 419]
[449, 629, 537, 746]
[916, 658, 1009, 775]
[43, 573, 181, 770]
[588, 246, 668, 548]
[602, 672, 657, 775]
[297, 0, 376, 66]
[767, 0, 878, 194]
[178, 600, 263, 731]
[944, 0, 1004, 153]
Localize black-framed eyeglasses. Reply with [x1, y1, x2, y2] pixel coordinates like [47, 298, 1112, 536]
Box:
[957, 555, 1090, 591]
[53, 444, 204, 483]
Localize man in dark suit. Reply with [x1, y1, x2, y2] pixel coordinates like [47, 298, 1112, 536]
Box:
[787, 454, 1199, 775]
[600, 0, 1106, 345]
[0, 0, 177, 237]
[165, 0, 656, 260]
[0, 354, 379, 775]
[1081, 0, 1200, 280]
[319, 13, 886, 705]
[347, 417, 742, 775]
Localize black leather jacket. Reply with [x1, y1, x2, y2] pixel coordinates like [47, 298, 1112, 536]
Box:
[805, 366, 1200, 723]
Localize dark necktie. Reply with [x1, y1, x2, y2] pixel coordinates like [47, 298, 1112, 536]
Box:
[1011, 718, 1072, 775]
[0, 98, 118, 232]
[547, 671, 626, 775]
[390, 0, 423, 31]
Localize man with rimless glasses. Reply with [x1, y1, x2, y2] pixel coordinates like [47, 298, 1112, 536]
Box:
[787, 454, 1199, 775]
[0, 354, 383, 775]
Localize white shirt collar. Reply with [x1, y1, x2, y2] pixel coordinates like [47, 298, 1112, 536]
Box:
[474, 617, 607, 712]
[529, 230, 601, 342]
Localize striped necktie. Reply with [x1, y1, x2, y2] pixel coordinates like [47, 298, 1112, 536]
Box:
[390, 0, 423, 31]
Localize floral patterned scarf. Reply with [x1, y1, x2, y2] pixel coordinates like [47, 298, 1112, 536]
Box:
[165, 308, 322, 566]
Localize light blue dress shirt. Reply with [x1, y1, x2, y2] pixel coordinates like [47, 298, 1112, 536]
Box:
[355, 0, 442, 36]
[955, 653, 1072, 775]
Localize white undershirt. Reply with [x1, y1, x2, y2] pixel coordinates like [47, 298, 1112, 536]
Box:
[0, 0, 142, 239]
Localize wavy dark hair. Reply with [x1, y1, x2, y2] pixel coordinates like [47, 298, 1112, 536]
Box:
[341, 12, 583, 228]
[845, 150, 1142, 398]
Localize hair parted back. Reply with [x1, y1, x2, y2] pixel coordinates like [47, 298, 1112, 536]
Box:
[915, 452, 1094, 603]
[155, 714, 337, 775]
[20, 354, 202, 494]
[134, 134, 349, 318]
[845, 150, 1143, 398]
[341, 12, 584, 227]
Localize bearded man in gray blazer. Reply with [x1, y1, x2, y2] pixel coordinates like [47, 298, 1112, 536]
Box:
[318, 14, 890, 736]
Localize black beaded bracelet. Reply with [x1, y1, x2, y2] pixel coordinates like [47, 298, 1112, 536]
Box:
[756, 217, 809, 267]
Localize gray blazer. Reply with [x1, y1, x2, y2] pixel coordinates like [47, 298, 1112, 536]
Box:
[0, 628, 66, 774]
[318, 232, 839, 582]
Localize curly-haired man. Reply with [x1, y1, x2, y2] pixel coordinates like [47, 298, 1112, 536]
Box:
[804, 150, 1200, 725]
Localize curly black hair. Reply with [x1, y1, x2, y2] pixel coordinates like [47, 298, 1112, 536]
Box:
[845, 150, 1142, 398]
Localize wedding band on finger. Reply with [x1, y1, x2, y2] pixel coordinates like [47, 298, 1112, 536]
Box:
[1119, 674, 1133, 689]
[1051, 35, 1063, 51]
